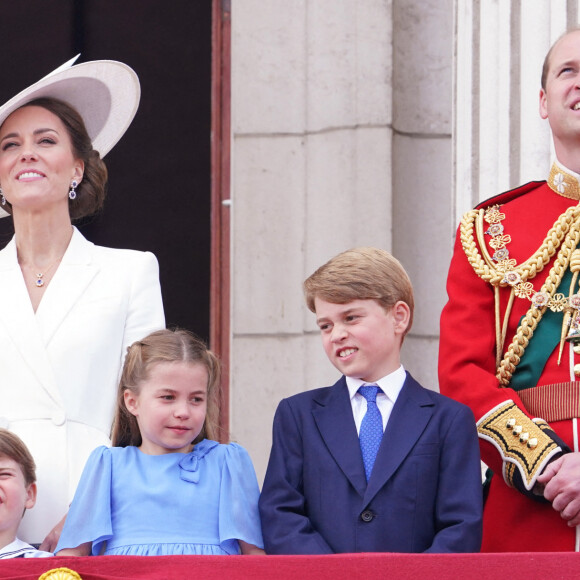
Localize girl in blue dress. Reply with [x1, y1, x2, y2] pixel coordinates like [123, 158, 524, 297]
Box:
[55, 329, 264, 556]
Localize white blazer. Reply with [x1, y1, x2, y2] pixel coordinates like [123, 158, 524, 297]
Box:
[0, 227, 165, 543]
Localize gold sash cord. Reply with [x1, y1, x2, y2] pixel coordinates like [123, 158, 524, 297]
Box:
[518, 382, 580, 423]
[461, 201, 580, 386]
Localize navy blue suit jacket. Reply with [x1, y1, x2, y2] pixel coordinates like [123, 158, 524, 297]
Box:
[259, 373, 483, 554]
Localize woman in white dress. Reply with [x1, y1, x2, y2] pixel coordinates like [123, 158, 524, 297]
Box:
[0, 57, 165, 547]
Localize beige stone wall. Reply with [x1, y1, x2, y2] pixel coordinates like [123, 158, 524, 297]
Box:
[230, 0, 454, 482]
[453, 0, 564, 220]
[392, 0, 453, 392]
[227, 0, 580, 489]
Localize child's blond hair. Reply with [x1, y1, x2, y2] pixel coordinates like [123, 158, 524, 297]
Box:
[304, 247, 414, 335]
[111, 328, 222, 447]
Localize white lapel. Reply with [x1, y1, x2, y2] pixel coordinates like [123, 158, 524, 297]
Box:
[35, 227, 100, 346]
[0, 228, 99, 406]
[0, 237, 62, 405]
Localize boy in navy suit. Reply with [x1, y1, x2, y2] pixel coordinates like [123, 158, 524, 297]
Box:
[259, 247, 483, 554]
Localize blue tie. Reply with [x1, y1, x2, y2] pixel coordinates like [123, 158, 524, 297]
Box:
[358, 385, 383, 481]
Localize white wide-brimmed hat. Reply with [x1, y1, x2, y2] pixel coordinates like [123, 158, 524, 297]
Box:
[0, 55, 140, 157]
[0, 55, 140, 218]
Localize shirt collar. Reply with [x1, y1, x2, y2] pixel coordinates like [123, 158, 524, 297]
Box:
[346, 365, 406, 403]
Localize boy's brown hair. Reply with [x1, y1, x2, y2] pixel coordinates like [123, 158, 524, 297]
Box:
[304, 247, 414, 335]
[0, 429, 36, 486]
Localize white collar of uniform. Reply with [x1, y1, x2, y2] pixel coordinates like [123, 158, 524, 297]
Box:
[0, 537, 47, 558]
[554, 158, 580, 181]
[548, 158, 580, 200]
[346, 365, 406, 403]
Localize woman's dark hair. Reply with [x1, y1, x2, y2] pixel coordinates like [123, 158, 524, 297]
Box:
[1, 97, 108, 220]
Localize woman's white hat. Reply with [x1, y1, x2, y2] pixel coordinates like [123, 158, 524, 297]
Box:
[0, 56, 140, 218]
[0, 55, 140, 158]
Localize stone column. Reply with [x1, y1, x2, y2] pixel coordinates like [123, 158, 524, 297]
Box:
[391, 0, 454, 390]
[231, 0, 393, 480]
[453, 0, 575, 222]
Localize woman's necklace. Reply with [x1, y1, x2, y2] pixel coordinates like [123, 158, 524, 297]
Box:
[33, 256, 62, 287]
[20, 254, 64, 288]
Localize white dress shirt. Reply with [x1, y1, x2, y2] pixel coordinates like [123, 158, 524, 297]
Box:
[346, 365, 406, 434]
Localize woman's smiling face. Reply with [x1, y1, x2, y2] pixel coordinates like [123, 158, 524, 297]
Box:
[0, 105, 83, 216]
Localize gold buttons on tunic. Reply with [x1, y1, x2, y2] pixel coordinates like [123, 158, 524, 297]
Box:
[505, 418, 531, 445]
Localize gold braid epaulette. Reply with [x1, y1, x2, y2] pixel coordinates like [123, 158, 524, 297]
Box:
[460, 204, 580, 386]
[460, 205, 580, 286]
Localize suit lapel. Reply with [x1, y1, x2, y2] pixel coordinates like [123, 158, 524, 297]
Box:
[363, 373, 435, 506]
[0, 238, 62, 404]
[35, 227, 99, 346]
[312, 377, 367, 498]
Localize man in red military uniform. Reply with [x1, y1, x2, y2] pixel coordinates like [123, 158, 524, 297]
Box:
[440, 28, 580, 552]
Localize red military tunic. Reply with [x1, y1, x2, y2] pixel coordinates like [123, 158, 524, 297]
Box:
[439, 163, 580, 552]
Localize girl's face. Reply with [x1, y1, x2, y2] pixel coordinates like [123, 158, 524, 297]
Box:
[0, 105, 83, 216]
[124, 361, 208, 455]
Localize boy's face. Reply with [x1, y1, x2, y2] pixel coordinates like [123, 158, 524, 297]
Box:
[0, 456, 36, 538]
[314, 297, 409, 383]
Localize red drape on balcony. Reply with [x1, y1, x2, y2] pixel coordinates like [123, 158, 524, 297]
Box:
[1, 552, 579, 580]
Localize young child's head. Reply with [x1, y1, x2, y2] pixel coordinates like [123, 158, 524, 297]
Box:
[0, 429, 37, 545]
[304, 247, 414, 382]
[111, 329, 221, 453]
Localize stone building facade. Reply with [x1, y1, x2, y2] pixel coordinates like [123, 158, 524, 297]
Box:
[229, 0, 575, 481]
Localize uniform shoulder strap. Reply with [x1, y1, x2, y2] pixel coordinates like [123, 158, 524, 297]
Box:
[475, 181, 545, 209]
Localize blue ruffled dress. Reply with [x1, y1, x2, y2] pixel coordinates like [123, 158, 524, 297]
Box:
[55, 440, 264, 556]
